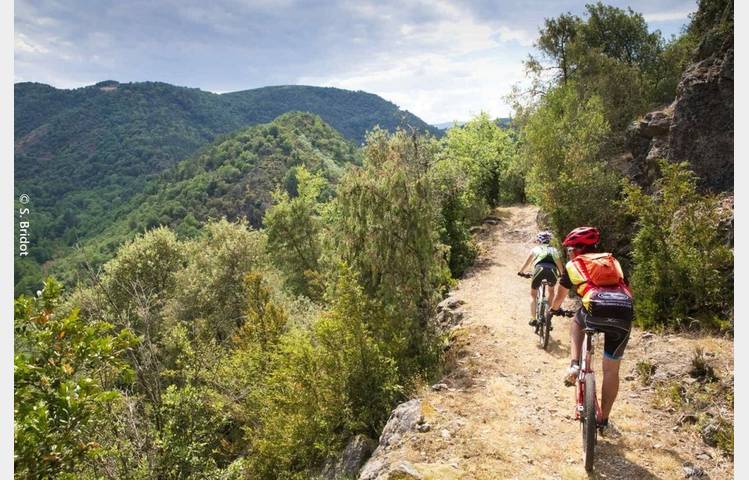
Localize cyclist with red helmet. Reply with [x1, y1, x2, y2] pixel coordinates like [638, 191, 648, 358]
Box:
[517, 231, 564, 327]
[550, 226, 633, 434]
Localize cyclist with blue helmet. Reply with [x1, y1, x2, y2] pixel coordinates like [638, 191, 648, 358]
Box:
[518, 231, 564, 327]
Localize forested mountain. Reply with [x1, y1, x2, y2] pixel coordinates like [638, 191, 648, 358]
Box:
[13, 1, 734, 478]
[15, 112, 361, 293]
[14, 81, 437, 293]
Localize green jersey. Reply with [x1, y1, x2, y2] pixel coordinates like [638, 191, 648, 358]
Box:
[531, 245, 560, 266]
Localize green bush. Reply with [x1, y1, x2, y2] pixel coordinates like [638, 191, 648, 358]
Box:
[14, 278, 137, 479]
[622, 161, 733, 329]
[264, 166, 326, 299]
[329, 128, 450, 379]
[247, 266, 399, 479]
[522, 83, 627, 251]
[430, 153, 478, 277]
[440, 112, 523, 210]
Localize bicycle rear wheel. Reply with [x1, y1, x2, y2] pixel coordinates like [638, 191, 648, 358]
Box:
[541, 311, 550, 349]
[536, 285, 547, 347]
[582, 373, 597, 471]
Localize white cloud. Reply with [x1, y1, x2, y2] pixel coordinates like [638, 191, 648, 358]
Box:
[643, 10, 691, 22]
[298, 49, 526, 123]
[496, 26, 535, 47]
[298, 0, 531, 123]
[15, 32, 49, 55]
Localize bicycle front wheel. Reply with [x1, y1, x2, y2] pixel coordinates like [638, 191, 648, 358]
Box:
[582, 373, 597, 471]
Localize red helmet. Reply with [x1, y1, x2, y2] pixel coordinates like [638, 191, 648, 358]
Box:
[562, 226, 600, 247]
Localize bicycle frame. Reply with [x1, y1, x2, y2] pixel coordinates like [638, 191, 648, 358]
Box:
[537, 280, 548, 320]
[575, 328, 602, 421]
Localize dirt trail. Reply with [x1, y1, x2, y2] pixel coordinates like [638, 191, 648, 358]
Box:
[370, 205, 733, 479]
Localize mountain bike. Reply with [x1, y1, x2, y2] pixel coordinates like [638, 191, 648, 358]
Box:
[518, 273, 553, 349]
[553, 309, 603, 472]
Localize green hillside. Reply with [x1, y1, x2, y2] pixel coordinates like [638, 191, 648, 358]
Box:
[16, 111, 361, 293]
[14, 81, 437, 293]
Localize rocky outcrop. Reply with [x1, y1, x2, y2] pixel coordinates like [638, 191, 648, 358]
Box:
[322, 435, 377, 480]
[669, 38, 733, 192]
[434, 296, 465, 330]
[619, 38, 733, 193]
[358, 399, 451, 480]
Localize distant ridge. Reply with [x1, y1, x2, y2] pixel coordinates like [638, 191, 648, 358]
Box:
[14, 81, 440, 293]
[433, 118, 512, 131]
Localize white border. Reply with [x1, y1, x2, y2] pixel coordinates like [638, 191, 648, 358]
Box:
[734, 0, 745, 473]
[2, 0, 13, 477]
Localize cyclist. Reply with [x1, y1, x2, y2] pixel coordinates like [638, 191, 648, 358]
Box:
[549, 226, 633, 434]
[517, 231, 564, 327]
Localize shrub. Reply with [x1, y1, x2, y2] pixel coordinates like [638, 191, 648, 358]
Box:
[328, 128, 450, 379]
[14, 278, 137, 479]
[522, 83, 627, 251]
[247, 267, 399, 479]
[622, 161, 733, 329]
[264, 166, 326, 300]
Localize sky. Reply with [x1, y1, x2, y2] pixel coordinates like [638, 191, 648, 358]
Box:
[14, 0, 696, 124]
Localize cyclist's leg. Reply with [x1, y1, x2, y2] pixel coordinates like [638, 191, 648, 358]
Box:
[599, 323, 631, 422]
[547, 284, 555, 304]
[570, 309, 585, 365]
[530, 288, 538, 320]
[565, 309, 585, 385]
[547, 266, 558, 305]
[529, 266, 543, 323]
[601, 357, 621, 423]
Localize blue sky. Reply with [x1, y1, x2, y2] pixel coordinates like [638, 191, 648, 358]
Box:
[15, 0, 695, 124]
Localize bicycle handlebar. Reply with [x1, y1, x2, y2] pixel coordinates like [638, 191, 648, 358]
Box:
[517, 272, 532, 278]
[550, 308, 576, 318]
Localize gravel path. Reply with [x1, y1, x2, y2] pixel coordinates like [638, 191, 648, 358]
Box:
[366, 205, 734, 480]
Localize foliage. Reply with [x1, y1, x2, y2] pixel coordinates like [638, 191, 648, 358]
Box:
[534, 12, 581, 83]
[522, 83, 626, 251]
[526, 2, 691, 135]
[247, 267, 400, 479]
[15, 80, 438, 294]
[14, 278, 137, 479]
[155, 385, 236, 480]
[430, 157, 478, 277]
[329, 128, 450, 379]
[439, 112, 523, 210]
[168, 219, 268, 342]
[622, 161, 733, 329]
[264, 166, 326, 299]
[687, 0, 733, 60]
[432, 112, 523, 277]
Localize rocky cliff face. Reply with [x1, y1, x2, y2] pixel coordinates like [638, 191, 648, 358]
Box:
[619, 36, 733, 193]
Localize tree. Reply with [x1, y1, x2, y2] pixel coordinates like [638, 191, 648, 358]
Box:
[440, 112, 521, 210]
[522, 83, 626, 250]
[264, 166, 326, 300]
[534, 13, 582, 83]
[329, 128, 450, 378]
[14, 278, 137, 479]
[579, 3, 662, 71]
[622, 161, 733, 329]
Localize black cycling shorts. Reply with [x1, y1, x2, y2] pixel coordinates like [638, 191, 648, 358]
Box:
[531, 263, 558, 290]
[575, 308, 632, 360]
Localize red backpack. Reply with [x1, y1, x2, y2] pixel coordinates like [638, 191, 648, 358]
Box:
[573, 253, 633, 321]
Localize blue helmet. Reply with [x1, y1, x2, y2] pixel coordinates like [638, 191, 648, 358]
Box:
[537, 231, 552, 244]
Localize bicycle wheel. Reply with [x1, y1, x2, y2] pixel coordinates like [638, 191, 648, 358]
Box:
[536, 300, 546, 346]
[542, 310, 550, 349]
[582, 373, 597, 471]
